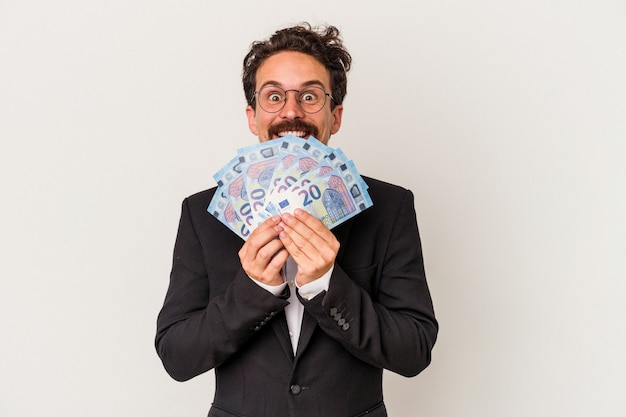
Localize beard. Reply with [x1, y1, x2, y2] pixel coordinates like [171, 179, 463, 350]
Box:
[267, 120, 319, 139]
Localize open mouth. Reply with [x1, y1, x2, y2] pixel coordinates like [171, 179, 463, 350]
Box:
[275, 130, 310, 139]
[269, 122, 318, 140]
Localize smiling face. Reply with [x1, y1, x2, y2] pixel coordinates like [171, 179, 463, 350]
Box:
[246, 51, 343, 145]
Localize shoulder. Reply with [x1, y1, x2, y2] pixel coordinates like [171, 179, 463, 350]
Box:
[181, 187, 218, 211]
[174, 187, 221, 228]
[361, 175, 414, 206]
[362, 175, 409, 192]
[176, 187, 242, 240]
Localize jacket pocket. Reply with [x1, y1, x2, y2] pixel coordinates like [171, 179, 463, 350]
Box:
[208, 404, 244, 417]
[353, 401, 386, 416]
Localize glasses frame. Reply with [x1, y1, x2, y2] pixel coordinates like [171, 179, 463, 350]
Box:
[254, 85, 335, 114]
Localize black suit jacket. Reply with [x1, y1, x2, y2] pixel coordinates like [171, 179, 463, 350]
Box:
[156, 176, 438, 417]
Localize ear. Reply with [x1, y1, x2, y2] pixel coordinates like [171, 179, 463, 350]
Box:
[246, 105, 258, 135]
[330, 104, 343, 135]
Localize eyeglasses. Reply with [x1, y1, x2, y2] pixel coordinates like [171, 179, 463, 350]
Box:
[254, 85, 334, 114]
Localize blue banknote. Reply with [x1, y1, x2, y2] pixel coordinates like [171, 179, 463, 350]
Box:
[208, 137, 372, 239]
[267, 135, 332, 199]
[212, 155, 255, 231]
[237, 140, 282, 225]
[207, 187, 252, 240]
[264, 160, 372, 229]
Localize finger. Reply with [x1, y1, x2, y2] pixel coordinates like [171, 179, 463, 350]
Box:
[240, 237, 287, 285]
[278, 222, 337, 285]
[279, 214, 336, 259]
[268, 246, 289, 272]
[251, 215, 283, 241]
[276, 221, 308, 261]
[277, 215, 314, 261]
[280, 209, 339, 260]
[280, 210, 336, 254]
[279, 220, 338, 266]
[239, 216, 289, 283]
[239, 216, 281, 259]
[254, 238, 286, 268]
[291, 209, 337, 245]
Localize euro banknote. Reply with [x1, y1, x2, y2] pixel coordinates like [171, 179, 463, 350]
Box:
[208, 135, 372, 239]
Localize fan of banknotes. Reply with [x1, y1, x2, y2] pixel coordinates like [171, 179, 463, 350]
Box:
[208, 135, 373, 240]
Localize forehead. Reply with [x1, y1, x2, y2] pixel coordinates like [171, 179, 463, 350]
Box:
[256, 51, 331, 89]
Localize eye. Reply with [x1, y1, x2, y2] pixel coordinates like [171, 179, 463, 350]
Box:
[300, 90, 320, 102]
[267, 92, 283, 103]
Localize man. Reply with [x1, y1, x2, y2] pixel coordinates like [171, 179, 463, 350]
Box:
[156, 23, 438, 417]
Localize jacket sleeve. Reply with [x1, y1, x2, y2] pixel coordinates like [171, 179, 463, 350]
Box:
[155, 197, 289, 381]
[300, 188, 438, 377]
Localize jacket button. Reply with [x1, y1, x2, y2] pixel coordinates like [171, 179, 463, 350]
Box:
[329, 307, 338, 316]
[290, 384, 302, 395]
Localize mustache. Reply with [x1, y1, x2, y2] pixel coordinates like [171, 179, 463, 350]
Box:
[267, 120, 319, 138]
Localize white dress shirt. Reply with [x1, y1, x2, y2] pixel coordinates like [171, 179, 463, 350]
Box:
[253, 256, 333, 354]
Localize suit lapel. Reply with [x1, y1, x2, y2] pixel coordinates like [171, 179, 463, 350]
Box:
[294, 310, 317, 358]
[270, 312, 296, 360]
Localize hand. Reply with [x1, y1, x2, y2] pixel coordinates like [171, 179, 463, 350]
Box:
[238, 216, 289, 286]
[277, 209, 340, 285]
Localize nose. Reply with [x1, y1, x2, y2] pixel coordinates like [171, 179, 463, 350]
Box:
[279, 90, 305, 119]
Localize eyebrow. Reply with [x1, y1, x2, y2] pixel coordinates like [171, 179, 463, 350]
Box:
[258, 80, 328, 90]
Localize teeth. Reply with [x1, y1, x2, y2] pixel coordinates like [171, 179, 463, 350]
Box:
[278, 131, 307, 138]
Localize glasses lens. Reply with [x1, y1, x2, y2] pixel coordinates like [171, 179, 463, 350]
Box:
[298, 87, 325, 113]
[257, 86, 328, 113]
[258, 87, 285, 113]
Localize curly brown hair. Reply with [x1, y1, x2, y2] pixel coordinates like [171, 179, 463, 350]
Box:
[242, 23, 352, 110]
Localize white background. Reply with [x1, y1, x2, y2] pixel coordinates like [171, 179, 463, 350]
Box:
[1, 1, 625, 416]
